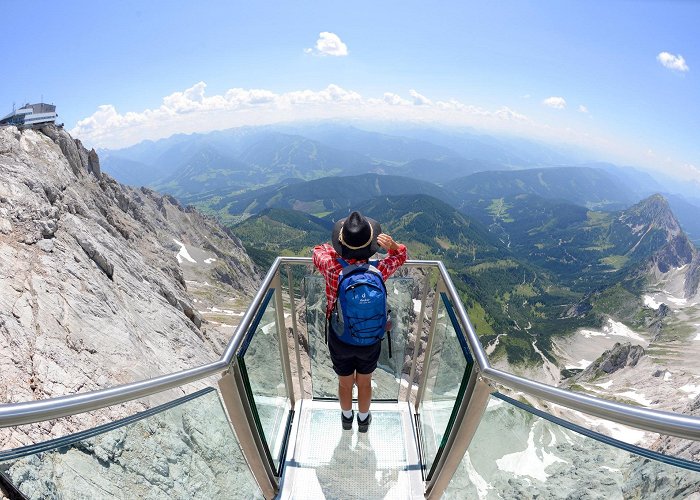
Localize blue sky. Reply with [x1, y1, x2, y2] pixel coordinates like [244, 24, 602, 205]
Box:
[2, 0, 698, 181]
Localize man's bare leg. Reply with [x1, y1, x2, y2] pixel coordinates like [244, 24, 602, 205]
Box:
[338, 374, 355, 412]
[356, 372, 373, 414]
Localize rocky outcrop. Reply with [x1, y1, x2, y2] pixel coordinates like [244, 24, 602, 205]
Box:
[651, 393, 700, 460]
[87, 148, 101, 177]
[621, 194, 683, 238]
[0, 125, 259, 450]
[621, 394, 700, 498]
[652, 233, 695, 274]
[685, 253, 700, 298]
[647, 303, 670, 341]
[561, 299, 592, 319]
[572, 342, 644, 382]
[619, 194, 696, 274]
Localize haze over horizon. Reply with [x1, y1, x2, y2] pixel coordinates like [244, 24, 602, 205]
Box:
[2, 0, 698, 183]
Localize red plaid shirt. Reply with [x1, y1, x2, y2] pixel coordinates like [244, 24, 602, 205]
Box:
[312, 243, 408, 318]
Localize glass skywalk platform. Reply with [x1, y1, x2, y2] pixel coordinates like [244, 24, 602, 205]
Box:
[2, 257, 700, 499]
[279, 400, 423, 499]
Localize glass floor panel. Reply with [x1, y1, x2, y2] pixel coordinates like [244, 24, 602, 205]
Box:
[279, 400, 424, 499]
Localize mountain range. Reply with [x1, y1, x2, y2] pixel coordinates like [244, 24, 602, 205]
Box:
[102, 123, 589, 192]
[101, 123, 700, 244]
[98, 121, 700, 366]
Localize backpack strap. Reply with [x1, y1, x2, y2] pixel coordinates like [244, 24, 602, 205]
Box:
[337, 258, 386, 297]
[337, 258, 361, 283]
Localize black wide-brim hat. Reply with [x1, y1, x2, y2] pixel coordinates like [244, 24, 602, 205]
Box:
[332, 211, 382, 260]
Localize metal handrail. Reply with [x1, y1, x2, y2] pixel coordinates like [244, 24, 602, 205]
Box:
[2, 257, 700, 441]
[433, 260, 700, 441]
[0, 256, 284, 427]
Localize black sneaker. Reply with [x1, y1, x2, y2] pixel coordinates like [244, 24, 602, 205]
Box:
[342, 411, 354, 430]
[357, 412, 372, 433]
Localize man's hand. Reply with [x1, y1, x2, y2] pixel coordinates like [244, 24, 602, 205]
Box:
[377, 233, 399, 251]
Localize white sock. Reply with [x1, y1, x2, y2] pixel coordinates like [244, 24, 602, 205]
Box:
[358, 411, 369, 421]
[342, 409, 353, 418]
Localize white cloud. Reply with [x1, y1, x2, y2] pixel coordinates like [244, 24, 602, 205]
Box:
[383, 92, 411, 106]
[70, 82, 538, 149]
[657, 51, 689, 72]
[543, 96, 567, 109]
[285, 84, 362, 105]
[306, 32, 348, 57]
[68, 80, 699, 184]
[495, 106, 529, 121]
[578, 105, 589, 113]
[409, 89, 432, 106]
[225, 87, 277, 105]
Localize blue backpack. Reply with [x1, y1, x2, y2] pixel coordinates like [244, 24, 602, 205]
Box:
[330, 258, 387, 346]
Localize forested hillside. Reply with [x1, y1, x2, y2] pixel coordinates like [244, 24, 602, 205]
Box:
[227, 187, 695, 366]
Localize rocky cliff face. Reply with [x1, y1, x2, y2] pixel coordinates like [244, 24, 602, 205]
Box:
[623, 194, 696, 274]
[620, 194, 684, 238]
[0, 125, 258, 450]
[685, 252, 700, 298]
[571, 342, 645, 383]
[1, 390, 261, 500]
[622, 393, 700, 499]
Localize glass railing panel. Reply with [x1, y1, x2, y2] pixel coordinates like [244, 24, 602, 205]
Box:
[303, 276, 415, 400]
[418, 292, 474, 480]
[443, 393, 700, 499]
[0, 388, 263, 499]
[378, 277, 415, 399]
[237, 288, 291, 474]
[303, 275, 335, 398]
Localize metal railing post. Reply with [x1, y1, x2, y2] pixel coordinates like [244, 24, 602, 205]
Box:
[406, 268, 432, 403]
[218, 368, 278, 499]
[286, 264, 305, 400]
[414, 278, 445, 413]
[425, 374, 492, 499]
[272, 271, 295, 407]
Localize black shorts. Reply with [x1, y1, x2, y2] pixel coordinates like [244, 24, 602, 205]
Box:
[327, 323, 382, 376]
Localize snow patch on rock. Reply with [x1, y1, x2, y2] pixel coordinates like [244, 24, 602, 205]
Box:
[173, 238, 196, 264]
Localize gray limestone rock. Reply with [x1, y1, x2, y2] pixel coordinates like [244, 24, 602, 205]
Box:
[75, 139, 90, 173]
[572, 342, 645, 383]
[88, 149, 101, 178]
[653, 234, 695, 274]
[622, 393, 700, 499]
[72, 229, 115, 280]
[36, 239, 54, 253]
[647, 303, 670, 341]
[0, 217, 11, 234]
[0, 391, 262, 499]
[0, 126, 259, 452]
[685, 253, 700, 298]
[57, 136, 83, 176]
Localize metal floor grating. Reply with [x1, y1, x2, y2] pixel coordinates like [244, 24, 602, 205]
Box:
[278, 400, 424, 499]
